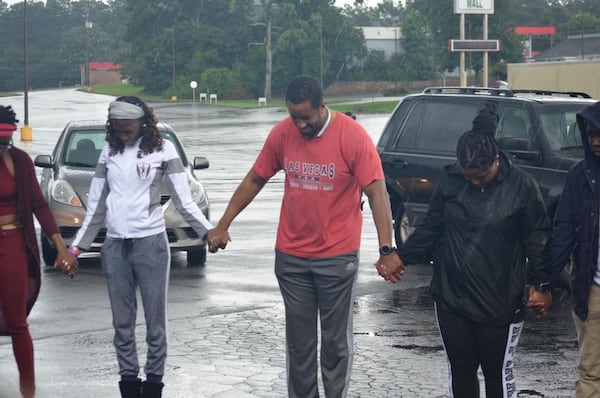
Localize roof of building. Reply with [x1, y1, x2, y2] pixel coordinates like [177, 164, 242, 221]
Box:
[88, 62, 122, 71]
[534, 33, 600, 62]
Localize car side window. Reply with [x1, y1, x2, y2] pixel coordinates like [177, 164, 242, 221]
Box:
[539, 110, 582, 151]
[497, 107, 531, 139]
[390, 101, 425, 149]
[392, 100, 478, 154]
[66, 131, 104, 166]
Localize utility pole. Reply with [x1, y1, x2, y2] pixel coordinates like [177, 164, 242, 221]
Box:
[21, 0, 32, 141]
[171, 27, 177, 101]
[85, 13, 93, 92]
[317, 14, 324, 88]
[265, 18, 272, 100]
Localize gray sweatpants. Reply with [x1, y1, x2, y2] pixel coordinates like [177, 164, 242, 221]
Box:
[275, 249, 359, 398]
[101, 232, 170, 380]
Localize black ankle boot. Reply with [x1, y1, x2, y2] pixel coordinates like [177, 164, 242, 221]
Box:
[141, 381, 164, 398]
[119, 378, 142, 398]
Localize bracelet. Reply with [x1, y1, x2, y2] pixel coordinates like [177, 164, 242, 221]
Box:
[68, 246, 81, 258]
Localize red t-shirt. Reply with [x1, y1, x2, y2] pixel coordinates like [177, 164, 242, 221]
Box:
[253, 111, 384, 258]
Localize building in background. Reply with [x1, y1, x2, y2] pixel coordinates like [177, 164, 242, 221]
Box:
[361, 26, 403, 58]
[79, 62, 123, 86]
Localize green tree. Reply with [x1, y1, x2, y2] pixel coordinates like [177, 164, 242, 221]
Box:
[400, 9, 437, 80]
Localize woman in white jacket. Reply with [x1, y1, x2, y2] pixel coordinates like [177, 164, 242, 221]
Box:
[70, 96, 213, 398]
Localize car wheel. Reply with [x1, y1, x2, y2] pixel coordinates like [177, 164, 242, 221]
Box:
[394, 210, 413, 248]
[187, 247, 207, 266]
[41, 232, 58, 266]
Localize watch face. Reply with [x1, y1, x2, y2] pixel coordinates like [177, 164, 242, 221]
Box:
[380, 245, 392, 255]
[538, 283, 551, 293]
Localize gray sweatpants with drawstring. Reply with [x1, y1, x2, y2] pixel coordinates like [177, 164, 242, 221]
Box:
[101, 232, 170, 381]
[275, 249, 359, 398]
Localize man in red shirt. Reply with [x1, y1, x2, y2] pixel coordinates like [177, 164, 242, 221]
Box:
[207, 75, 402, 397]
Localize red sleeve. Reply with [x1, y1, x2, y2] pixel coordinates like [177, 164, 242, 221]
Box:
[23, 154, 60, 236]
[253, 124, 284, 180]
[344, 121, 384, 188]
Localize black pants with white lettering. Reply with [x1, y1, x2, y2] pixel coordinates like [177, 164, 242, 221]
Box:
[435, 304, 523, 398]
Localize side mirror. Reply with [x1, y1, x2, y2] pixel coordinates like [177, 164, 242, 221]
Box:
[193, 156, 209, 170]
[34, 154, 53, 168]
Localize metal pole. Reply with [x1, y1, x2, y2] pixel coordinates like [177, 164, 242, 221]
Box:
[24, 0, 28, 125]
[319, 15, 324, 88]
[483, 13, 488, 88]
[265, 19, 272, 100]
[21, 0, 32, 141]
[85, 15, 93, 91]
[171, 27, 176, 101]
[581, 14, 585, 60]
[460, 14, 466, 87]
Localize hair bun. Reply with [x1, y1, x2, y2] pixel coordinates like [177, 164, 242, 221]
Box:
[472, 102, 498, 136]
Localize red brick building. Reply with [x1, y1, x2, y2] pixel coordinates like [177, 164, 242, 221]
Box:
[80, 62, 123, 86]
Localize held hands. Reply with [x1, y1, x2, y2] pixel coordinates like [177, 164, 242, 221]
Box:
[54, 247, 79, 278]
[206, 227, 231, 253]
[374, 252, 405, 283]
[526, 285, 552, 319]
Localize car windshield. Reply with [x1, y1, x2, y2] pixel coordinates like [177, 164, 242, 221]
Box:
[64, 127, 187, 167]
[537, 104, 586, 156]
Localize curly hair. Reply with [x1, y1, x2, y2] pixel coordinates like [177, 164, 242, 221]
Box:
[0, 105, 19, 124]
[456, 101, 499, 169]
[105, 96, 163, 157]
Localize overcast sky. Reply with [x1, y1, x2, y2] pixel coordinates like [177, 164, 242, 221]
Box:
[334, 0, 386, 7]
[4, 0, 388, 8]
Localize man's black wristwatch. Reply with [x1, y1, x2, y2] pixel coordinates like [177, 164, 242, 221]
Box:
[379, 245, 395, 256]
[535, 282, 552, 293]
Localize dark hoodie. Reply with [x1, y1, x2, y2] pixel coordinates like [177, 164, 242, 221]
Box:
[551, 101, 600, 321]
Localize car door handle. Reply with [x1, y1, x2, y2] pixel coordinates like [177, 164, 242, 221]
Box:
[390, 159, 408, 168]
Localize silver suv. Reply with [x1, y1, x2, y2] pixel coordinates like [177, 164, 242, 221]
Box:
[34, 120, 211, 266]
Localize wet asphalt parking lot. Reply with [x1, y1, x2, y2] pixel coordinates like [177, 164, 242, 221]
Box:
[0, 89, 578, 397]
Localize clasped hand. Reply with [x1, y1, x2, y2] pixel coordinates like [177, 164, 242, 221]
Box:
[206, 228, 230, 253]
[526, 285, 552, 319]
[54, 251, 78, 278]
[374, 252, 405, 283]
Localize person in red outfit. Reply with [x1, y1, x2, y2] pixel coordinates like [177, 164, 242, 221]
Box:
[0, 105, 77, 397]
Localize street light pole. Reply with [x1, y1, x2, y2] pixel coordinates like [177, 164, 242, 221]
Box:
[265, 18, 272, 100]
[172, 27, 177, 101]
[85, 13, 93, 92]
[318, 14, 324, 88]
[21, 0, 32, 141]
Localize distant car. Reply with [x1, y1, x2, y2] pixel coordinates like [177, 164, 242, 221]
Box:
[489, 80, 510, 89]
[34, 121, 211, 266]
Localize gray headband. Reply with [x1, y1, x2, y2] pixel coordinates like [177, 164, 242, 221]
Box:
[108, 101, 145, 120]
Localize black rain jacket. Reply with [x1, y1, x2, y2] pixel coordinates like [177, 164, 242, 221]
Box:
[397, 152, 551, 325]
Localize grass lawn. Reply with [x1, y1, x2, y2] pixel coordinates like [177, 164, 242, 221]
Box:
[81, 83, 400, 114]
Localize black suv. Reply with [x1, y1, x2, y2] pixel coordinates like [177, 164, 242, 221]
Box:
[376, 87, 596, 246]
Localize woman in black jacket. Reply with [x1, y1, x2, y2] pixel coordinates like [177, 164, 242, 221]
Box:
[378, 102, 553, 398]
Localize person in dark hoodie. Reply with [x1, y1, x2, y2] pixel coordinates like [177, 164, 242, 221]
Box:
[0, 105, 77, 398]
[551, 101, 600, 398]
[377, 102, 553, 398]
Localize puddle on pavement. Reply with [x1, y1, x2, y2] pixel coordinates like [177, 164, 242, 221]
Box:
[354, 286, 578, 357]
[391, 343, 443, 354]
